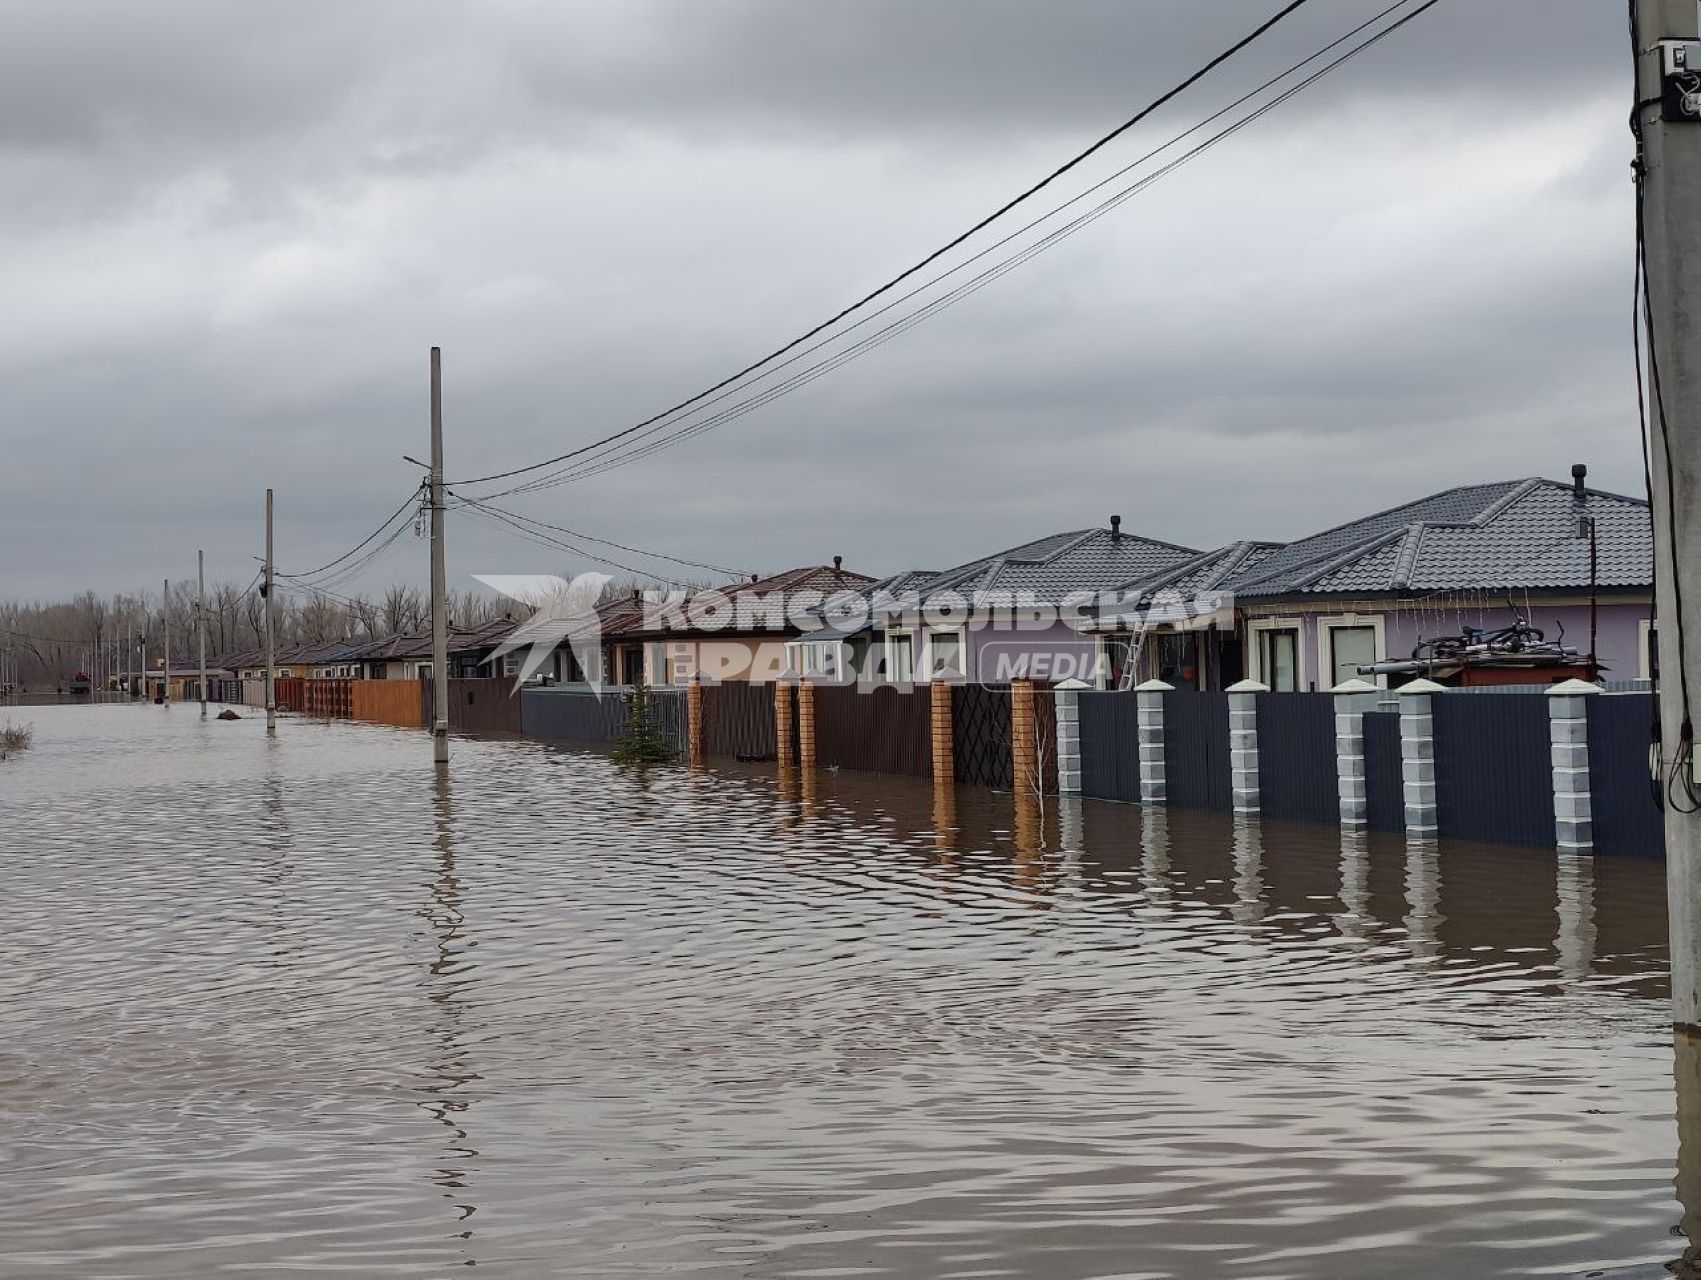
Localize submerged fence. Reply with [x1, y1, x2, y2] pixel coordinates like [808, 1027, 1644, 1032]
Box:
[815, 684, 931, 778]
[1063, 681, 1665, 857]
[521, 685, 687, 752]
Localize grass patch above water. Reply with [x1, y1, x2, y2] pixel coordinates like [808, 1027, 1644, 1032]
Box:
[1, 721, 33, 760]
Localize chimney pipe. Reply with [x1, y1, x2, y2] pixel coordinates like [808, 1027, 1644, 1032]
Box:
[833, 555, 843, 572]
[1110, 514, 1123, 538]
[1572, 462, 1587, 497]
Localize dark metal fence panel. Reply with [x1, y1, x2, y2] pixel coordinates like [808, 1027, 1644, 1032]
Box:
[953, 683, 1012, 789]
[1255, 693, 1337, 824]
[1363, 710, 1404, 832]
[1588, 693, 1664, 857]
[522, 686, 687, 753]
[702, 683, 777, 760]
[815, 684, 931, 777]
[1078, 691, 1140, 803]
[1163, 691, 1230, 811]
[1432, 695, 1553, 847]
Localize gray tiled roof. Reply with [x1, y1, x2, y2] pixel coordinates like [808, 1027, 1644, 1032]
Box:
[1234, 478, 1651, 597]
[923, 527, 1199, 603]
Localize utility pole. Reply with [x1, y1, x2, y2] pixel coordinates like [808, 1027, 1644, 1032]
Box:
[429, 345, 450, 765]
[197, 549, 208, 716]
[265, 489, 277, 734]
[1636, 0, 1701, 1030]
[162, 579, 171, 705]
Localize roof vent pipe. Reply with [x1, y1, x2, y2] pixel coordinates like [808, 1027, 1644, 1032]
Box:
[1110, 514, 1123, 538]
[1572, 462, 1587, 497]
[833, 555, 843, 572]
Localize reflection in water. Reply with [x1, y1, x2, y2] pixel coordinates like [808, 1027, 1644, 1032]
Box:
[1556, 852, 1598, 983]
[0, 707, 1681, 1278]
[1678, 1032, 1701, 1277]
[1335, 825, 1372, 942]
[1230, 816, 1265, 926]
[422, 766, 478, 1264]
[1404, 833, 1443, 961]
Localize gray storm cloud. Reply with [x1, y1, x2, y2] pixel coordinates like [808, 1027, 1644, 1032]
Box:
[0, 0, 1653, 598]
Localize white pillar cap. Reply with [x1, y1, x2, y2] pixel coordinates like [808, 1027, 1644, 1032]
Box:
[1133, 679, 1175, 692]
[1226, 679, 1270, 693]
[1330, 678, 1380, 694]
[1398, 678, 1450, 695]
[1056, 678, 1092, 690]
[1546, 679, 1603, 695]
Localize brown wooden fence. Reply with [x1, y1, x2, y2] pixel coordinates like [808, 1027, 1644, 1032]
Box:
[351, 679, 425, 728]
[275, 677, 305, 713]
[303, 679, 353, 718]
[815, 683, 932, 778]
[435, 678, 522, 734]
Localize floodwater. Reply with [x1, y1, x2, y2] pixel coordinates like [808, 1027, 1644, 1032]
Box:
[0, 705, 1687, 1278]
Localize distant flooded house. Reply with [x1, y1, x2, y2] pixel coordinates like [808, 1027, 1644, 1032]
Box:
[790, 521, 1200, 687]
[603, 562, 877, 686]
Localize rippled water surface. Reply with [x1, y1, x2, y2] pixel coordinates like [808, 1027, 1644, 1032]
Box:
[0, 705, 1687, 1277]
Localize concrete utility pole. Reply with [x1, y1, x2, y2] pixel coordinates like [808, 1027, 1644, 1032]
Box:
[429, 346, 450, 765]
[197, 549, 208, 717]
[265, 489, 277, 734]
[1636, 0, 1701, 1030]
[162, 579, 170, 705]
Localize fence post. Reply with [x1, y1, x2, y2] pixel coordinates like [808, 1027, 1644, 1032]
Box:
[1332, 678, 1379, 827]
[1011, 678, 1037, 796]
[687, 675, 704, 765]
[797, 680, 817, 770]
[1547, 678, 1601, 851]
[1055, 678, 1087, 796]
[1134, 679, 1173, 805]
[1226, 679, 1268, 814]
[930, 681, 954, 787]
[776, 680, 795, 766]
[1399, 678, 1446, 838]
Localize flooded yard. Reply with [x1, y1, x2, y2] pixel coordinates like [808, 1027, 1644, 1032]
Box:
[0, 704, 1685, 1277]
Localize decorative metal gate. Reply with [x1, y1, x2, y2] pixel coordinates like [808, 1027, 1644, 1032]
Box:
[953, 683, 1012, 790]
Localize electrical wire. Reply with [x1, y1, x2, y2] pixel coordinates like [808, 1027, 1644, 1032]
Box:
[450, 0, 1320, 490]
[284, 485, 426, 583]
[447, 491, 750, 578]
[485, 0, 1440, 498]
[452, 498, 705, 587]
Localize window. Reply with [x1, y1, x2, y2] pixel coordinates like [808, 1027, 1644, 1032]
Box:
[922, 630, 965, 682]
[887, 633, 915, 683]
[1258, 628, 1299, 692]
[1641, 619, 1659, 681]
[1328, 625, 1377, 687]
[1155, 632, 1197, 689]
[1099, 633, 1136, 690]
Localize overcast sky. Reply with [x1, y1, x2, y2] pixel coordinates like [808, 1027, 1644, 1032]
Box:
[0, 0, 1658, 600]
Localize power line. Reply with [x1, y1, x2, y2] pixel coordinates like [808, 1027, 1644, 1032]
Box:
[453, 498, 706, 587]
[486, 0, 1439, 497]
[285, 485, 425, 582]
[447, 491, 750, 577]
[450, 0, 1318, 489]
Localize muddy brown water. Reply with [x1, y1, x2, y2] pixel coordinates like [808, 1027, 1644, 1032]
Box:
[0, 705, 1687, 1277]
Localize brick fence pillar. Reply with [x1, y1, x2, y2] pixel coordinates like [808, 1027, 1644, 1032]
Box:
[1548, 678, 1601, 851]
[930, 680, 954, 787]
[1399, 678, 1446, 838]
[1134, 679, 1173, 805]
[687, 675, 704, 764]
[1332, 678, 1380, 827]
[1011, 678, 1037, 796]
[797, 680, 817, 770]
[1226, 679, 1268, 814]
[776, 681, 795, 766]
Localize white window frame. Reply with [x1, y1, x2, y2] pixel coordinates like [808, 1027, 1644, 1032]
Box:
[885, 632, 916, 684]
[1640, 618, 1657, 681]
[1246, 617, 1305, 691]
[1318, 614, 1386, 690]
[920, 628, 967, 683]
